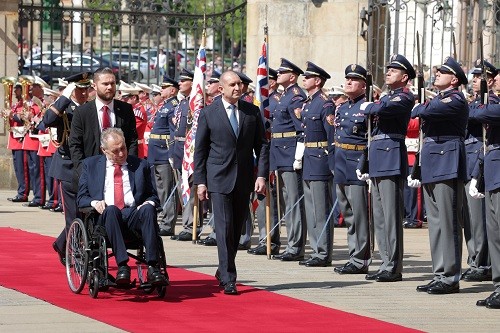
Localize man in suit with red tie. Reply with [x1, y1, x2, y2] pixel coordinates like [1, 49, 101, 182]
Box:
[69, 67, 138, 177]
[77, 128, 167, 286]
[194, 71, 269, 295]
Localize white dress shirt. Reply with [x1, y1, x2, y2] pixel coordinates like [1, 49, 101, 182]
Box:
[102, 160, 135, 208]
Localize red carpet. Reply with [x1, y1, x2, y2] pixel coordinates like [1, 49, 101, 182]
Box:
[0, 227, 420, 332]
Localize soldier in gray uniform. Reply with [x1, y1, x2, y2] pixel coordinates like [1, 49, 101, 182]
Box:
[410, 57, 468, 294]
[297, 62, 334, 267]
[270, 58, 307, 262]
[147, 77, 179, 237]
[332, 64, 372, 275]
[358, 54, 415, 282]
[469, 99, 500, 309]
[461, 60, 498, 282]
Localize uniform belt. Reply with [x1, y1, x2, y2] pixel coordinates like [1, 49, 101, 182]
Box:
[464, 137, 480, 145]
[371, 134, 405, 141]
[149, 134, 170, 140]
[424, 136, 463, 143]
[175, 136, 186, 142]
[334, 142, 366, 151]
[305, 141, 328, 148]
[271, 131, 297, 139]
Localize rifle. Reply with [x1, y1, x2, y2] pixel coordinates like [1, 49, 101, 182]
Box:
[477, 33, 488, 193]
[410, 32, 425, 180]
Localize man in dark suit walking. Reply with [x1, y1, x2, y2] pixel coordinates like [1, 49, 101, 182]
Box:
[69, 67, 138, 176]
[77, 128, 166, 286]
[194, 71, 269, 295]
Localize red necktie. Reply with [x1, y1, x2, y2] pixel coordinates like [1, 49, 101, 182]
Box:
[102, 105, 111, 130]
[113, 164, 125, 209]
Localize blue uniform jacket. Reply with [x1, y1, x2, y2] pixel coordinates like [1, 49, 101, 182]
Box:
[362, 87, 413, 178]
[470, 103, 500, 191]
[270, 83, 306, 171]
[333, 94, 368, 185]
[147, 96, 178, 165]
[172, 97, 189, 170]
[412, 88, 468, 184]
[302, 90, 334, 181]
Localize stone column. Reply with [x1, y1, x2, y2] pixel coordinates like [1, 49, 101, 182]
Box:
[246, 0, 369, 87]
[0, 0, 20, 189]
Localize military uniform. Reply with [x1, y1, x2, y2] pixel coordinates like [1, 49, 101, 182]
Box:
[362, 56, 414, 279]
[271, 58, 307, 260]
[411, 57, 468, 292]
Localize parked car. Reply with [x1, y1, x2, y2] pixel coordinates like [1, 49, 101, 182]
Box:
[101, 51, 156, 82]
[140, 49, 192, 70]
[24, 51, 71, 68]
[30, 53, 126, 84]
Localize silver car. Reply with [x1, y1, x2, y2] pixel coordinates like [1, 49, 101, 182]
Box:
[102, 52, 156, 82]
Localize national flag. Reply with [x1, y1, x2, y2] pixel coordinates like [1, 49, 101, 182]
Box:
[181, 42, 206, 205]
[254, 40, 270, 139]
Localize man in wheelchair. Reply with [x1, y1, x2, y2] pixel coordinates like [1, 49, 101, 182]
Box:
[77, 128, 167, 286]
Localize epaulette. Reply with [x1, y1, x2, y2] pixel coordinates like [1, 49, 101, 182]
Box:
[292, 87, 300, 95]
[171, 99, 178, 106]
[320, 92, 328, 100]
[402, 87, 411, 93]
[272, 94, 280, 101]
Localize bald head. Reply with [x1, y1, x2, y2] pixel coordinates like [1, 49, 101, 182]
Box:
[219, 71, 242, 104]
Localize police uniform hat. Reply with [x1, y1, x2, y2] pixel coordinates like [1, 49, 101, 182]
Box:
[471, 59, 497, 77]
[236, 71, 253, 85]
[134, 81, 152, 94]
[43, 87, 59, 97]
[179, 68, 194, 81]
[438, 57, 468, 85]
[66, 72, 92, 88]
[207, 71, 220, 83]
[161, 76, 179, 89]
[387, 54, 416, 80]
[120, 86, 141, 96]
[344, 64, 367, 81]
[277, 58, 304, 75]
[330, 85, 345, 96]
[33, 75, 50, 88]
[303, 61, 331, 80]
[269, 68, 278, 80]
[57, 78, 68, 88]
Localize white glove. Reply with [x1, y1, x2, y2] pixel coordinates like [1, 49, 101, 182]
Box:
[407, 175, 421, 188]
[293, 141, 305, 171]
[469, 178, 485, 199]
[293, 159, 302, 170]
[360, 101, 373, 111]
[366, 179, 372, 193]
[62, 82, 76, 99]
[356, 169, 369, 181]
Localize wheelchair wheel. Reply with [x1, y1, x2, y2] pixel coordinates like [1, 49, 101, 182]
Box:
[66, 218, 89, 294]
[89, 270, 99, 299]
[157, 285, 167, 298]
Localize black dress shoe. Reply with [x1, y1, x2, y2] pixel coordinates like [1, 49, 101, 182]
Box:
[416, 280, 437, 292]
[427, 281, 459, 294]
[159, 229, 175, 237]
[486, 292, 500, 309]
[51, 206, 64, 213]
[305, 257, 331, 267]
[334, 262, 368, 274]
[147, 266, 168, 286]
[376, 271, 402, 282]
[299, 257, 312, 266]
[463, 269, 492, 282]
[173, 231, 192, 241]
[365, 271, 382, 280]
[115, 265, 131, 285]
[238, 243, 250, 251]
[403, 220, 423, 228]
[40, 204, 53, 210]
[224, 282, 238, 295]
[248, 244, 279, 255]
[52, 242, 66, 267]
[272, 251, 287, 260]
[280, 252, 304, 262]
[9, 196, 28, 202]
[199, 237, 217, 246]
[23, 201, 42, 207]
[214, 270, 224, 286]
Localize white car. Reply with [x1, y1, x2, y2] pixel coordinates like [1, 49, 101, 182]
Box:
[102, 52, 156, 81]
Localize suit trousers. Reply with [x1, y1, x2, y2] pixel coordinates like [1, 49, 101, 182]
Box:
[100, 204, 159, 265]
[371, 176, 404, 274]
[464, 180, 489, 272]
[54, 179, 78, 252]
[26, 150, 44, 204]
[153, 163, 177, 233]
[336, 183, 372, 268]
[211, 189, 250, 284]
[423, 179, 464, 285]
[485, 189, 500, 292]
[303, 179, 333, 261]
[279, 170, 306, 255]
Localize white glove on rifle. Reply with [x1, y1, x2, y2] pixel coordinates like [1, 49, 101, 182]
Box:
[62, 82, 76, 99]
[469, 178, 485, 199]
[407, 175, 421, 188]
[356, 169, 369, 181]
[293, 141, 305, 171]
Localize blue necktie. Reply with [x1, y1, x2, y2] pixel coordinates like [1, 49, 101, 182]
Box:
[229, 104, 238, 136]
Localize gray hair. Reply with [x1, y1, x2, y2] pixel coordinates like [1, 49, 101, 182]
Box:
[101, 127, 125, 149]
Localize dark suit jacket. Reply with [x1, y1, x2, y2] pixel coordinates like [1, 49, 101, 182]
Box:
[69, 99, 138, 173]
[193, 98, 269, 194]
[77, 155, 159, 209]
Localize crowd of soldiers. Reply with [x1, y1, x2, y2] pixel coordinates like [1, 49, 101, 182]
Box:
[3, 50, 500, 309]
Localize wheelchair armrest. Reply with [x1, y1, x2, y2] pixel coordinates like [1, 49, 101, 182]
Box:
[79, 206, 97, 214]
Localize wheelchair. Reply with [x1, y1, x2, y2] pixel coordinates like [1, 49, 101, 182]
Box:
[65, 207, 169, 299]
